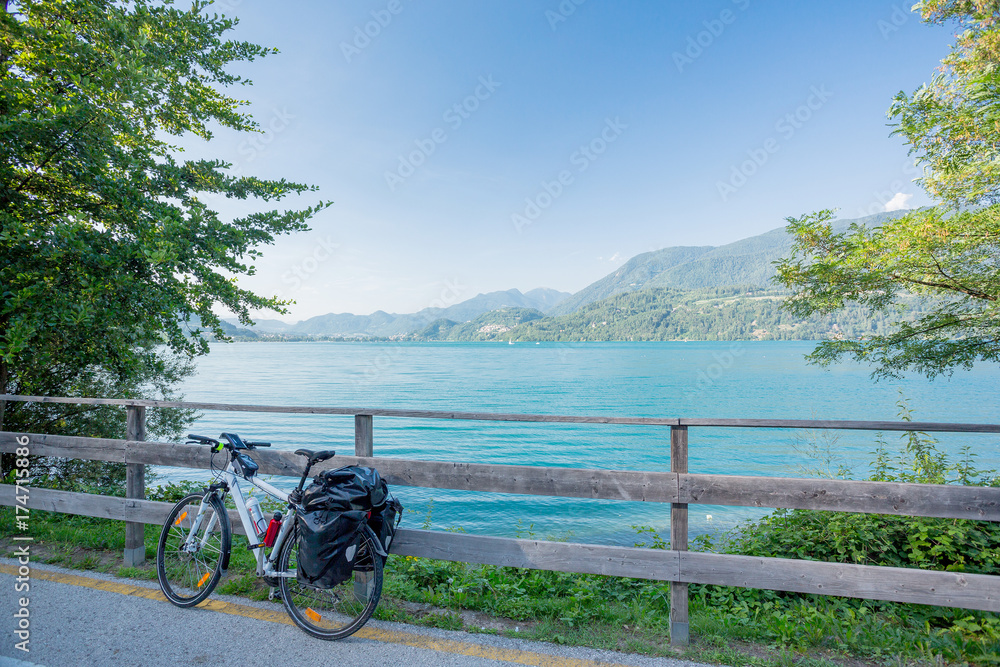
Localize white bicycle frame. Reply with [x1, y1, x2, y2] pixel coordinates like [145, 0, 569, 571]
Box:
[188, 454, 298, 580]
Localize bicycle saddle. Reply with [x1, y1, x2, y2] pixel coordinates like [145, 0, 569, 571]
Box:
[295, 449, 336, 465]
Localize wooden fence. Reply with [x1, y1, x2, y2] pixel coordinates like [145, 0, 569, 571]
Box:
[2, 394, 1000, 646]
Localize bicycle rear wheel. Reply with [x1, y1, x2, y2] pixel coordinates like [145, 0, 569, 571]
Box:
[278, 526, 383, 640]
[157, 492, 231, 607]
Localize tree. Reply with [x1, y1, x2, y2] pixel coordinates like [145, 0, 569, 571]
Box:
[775, 2, 1000, 379]
[0, 0, 329, 441]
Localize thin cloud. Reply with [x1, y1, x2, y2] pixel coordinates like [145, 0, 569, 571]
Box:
[884, 192, 914, 212]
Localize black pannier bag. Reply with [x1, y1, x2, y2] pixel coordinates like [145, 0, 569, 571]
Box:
[368, 496, 403, 558]
[296, 466, 402, 587]
[295, 508, 366, 588]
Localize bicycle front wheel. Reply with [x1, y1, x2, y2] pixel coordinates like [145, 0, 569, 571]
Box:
[278, 526, 384, 640]
[157, 492, 231, 607]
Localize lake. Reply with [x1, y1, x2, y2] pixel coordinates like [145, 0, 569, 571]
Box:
[169, 341, 1000, 545]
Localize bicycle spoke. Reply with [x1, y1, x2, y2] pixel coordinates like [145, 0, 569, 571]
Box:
[157, 493, 231, 607]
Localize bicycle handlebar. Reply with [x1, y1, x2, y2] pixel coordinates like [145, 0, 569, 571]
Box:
[186, 433, 272, 450]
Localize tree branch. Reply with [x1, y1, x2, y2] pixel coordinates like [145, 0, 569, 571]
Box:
[888, 272, 996, 301]
[11, 116, 96, 201]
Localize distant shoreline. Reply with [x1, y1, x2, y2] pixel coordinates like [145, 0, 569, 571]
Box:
[215, 336, 829, 344]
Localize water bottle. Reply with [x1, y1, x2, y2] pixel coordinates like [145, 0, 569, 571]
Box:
[246, 496, 267, 537]
[263, 511, 282, 547]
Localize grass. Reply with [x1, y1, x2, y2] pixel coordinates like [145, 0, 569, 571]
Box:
[4, 507, 999, 666]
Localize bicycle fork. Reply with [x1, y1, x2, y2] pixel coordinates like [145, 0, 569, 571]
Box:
[181, 494, 220, 554]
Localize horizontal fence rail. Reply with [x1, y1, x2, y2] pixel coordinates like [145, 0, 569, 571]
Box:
[4, 433, 998, 521]
[2, 394, 999, 645]
[4, 394, 1000, 432]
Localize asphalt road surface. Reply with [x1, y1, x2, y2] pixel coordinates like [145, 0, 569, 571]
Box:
[0, 559, 716, 667]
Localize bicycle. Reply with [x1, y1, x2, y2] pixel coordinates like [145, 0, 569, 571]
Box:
[155, 432, 387, 640]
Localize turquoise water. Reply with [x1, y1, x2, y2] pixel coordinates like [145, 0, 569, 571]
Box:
[170, 341, 1000, 545]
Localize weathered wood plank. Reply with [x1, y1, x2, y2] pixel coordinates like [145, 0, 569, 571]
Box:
[124, 406, 147, 565]
[0, 431, 125, 462]
[7, 436, 996, 521]
[392, 529, 681, 580]
[669, 425, 690, 646]
[0, 395, 682, 425]
[125, 442, 1000, 520]
[0, 484, 128, 521]
[0, 485, 248, 536]
[6, 394, 998, 432]
[680, 473, 1000, 521]
[125, 442, 682, 503]
[4, 484, 1000, 612]
[679, 551, 1000, 612]
[355, 415, 373, 457]
[678, 418, 1000, 433]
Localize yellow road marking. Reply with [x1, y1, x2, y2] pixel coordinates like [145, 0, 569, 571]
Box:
[0, 564, 633, 667]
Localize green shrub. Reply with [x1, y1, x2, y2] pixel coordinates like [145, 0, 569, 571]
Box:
[686, 396, 1000, 661]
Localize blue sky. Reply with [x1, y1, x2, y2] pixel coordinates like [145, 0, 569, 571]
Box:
[197, 0, 953, 320]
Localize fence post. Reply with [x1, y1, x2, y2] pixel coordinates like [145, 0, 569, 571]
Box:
[124, 405, 146, 567]
[355, 414, 373, 457]
[670, 424, 689, 646]
[354, 414, 375, 600]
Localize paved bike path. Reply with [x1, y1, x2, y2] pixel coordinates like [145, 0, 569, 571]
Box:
[0, 560, 714, 667]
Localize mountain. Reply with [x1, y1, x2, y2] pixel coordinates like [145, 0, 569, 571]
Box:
[548, 246, 714, 316]
[226, 287, 571, 338]
[549, 211, 907, 316]
[421, 285, 934, 343]
[440, 307, 545, 341]
[242, 318, 295, 333]
[225, 211, 910, 340]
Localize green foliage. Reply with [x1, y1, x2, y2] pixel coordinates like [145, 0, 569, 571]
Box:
[145, 479, 205, 503]
[439, 307, 545, 341]
[777, 3, 1000, 379]
[692, 399, 1000, 663]
[0, 0, 329, 438]
[775, 207, 1000, 379]
[890, 1, 1000, 207]
[384, 555, 668, 628]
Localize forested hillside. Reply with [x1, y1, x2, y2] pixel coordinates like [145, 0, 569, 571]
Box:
[413, 287, 934, 343]
[550, 211, 907, 316]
